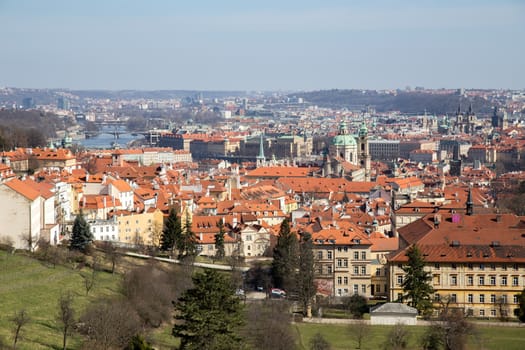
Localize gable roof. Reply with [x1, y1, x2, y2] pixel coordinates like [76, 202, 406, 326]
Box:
[4, 178, 41, 201]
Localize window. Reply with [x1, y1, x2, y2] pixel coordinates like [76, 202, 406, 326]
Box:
[361, 266, 366, 275]
[354, 266, 359, 275]
[490, 276, 496, 286]
[433, 274, 440, 285]
[343, 277, 348, 285]
[354, 252, 359, 260]
[361, 251, 367, 260]
[451, 294, 457, 303]
[479, 276, 485, 285]
[246, 235, 252, 241]
[361, 284, 366, 294]
[490, 264, 496, 270]
[343, 259, 348, 267]
[344, 247, 348, 252]
[337, 247, 342, 252]
[490, 309, 496, 317]
[451, 263, 457, 270]
[501, 276, 507, 286]
[501, 295, 507, 303]
[467, 294, 473, 303]
[491, 294, 496, 303]
[502, 264, 507, 271]
[434, 263, 440, 270]
[479, 264, 485, 270]
[434, 294, 441, 302]
[337, 289, 342, 296]
[337, 276, 342, 285]
[479, 309, 485, 316]
[513, 276, 519, 286]
[397, 275, 403, 285]
[376, 268, 381, 276]
[327, 251, 333, 259]
[376, 284, 381, 293]
[513, 264, 518, 271]
[327, 265, 332, 274]
[354, 285, 359, 294]
[480, 294, 485, 303]
[318, 251, 323, 260]
[467, 263, 473, 270]
[514, 295, 519, 304]
[467, 275, 473, 286]
[337, 259, 342, 267]
[450, 275, 457, 286]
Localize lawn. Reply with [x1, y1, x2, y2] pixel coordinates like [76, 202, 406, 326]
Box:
[295, 322, 525, 350]
[0, 250, 122, 350]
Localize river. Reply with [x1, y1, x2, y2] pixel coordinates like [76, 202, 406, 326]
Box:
[78, 126, 145, 149]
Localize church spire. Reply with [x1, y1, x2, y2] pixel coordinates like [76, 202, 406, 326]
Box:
[256, 132, 265, 168]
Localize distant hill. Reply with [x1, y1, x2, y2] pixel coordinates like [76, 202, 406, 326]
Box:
[290, 89, 495, 115]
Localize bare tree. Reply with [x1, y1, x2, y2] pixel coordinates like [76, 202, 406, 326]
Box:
[56, 292, 76, 350]
[99, 241, 120, 274]
[383, 323, 409, 350]
[421, 308, 475, 350]
[350, 319, 370, 349]
[81, 260, 98, 296]
[78, 299, 141, 350]
[242, 300, 296, 350]
[309, 332, 331, 350]
[11, 310, 30, 350]
[496, 296, 509, 322]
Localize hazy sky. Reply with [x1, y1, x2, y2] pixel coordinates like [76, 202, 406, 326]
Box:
[0, 0, 523, 91]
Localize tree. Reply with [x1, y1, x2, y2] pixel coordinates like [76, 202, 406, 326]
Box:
[100, 241, 120, 274]
[350, 319, 370, 349]
[56, 292, 75, 350]
[343, 294, 368, 319]
[125, 335, 154, 350]
[383, 323, 409, 350]
[172, 269, 244, 350]
[11, 310, 30, 350]
[421, 308, 475, 350]
[516, 288, 525, 322]
[214, 220, 226, 261]
[182, 217, 197, 258]
[297, 232, 316, 317]
[78, 299, 141, 350]
[69, 211, 93, 252]
[242, 300, 297, 350]
[401, 245, 434, 315]
[309, 332, 331, 350]
[160, 208, 182, 257]
[271, 218, 298, 292]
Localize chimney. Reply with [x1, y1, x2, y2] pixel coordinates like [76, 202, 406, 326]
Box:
[199, 232, 203, 241]
[496, 214, 502, 223]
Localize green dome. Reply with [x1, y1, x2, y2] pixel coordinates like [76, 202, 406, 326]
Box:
[332, 134, 357, 146]
[358, 122, 368, 137]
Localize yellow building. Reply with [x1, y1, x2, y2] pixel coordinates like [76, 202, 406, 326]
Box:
[116, 209, 164, 247]
[389, 212, 525, 319]
[312, 227, 373, 298]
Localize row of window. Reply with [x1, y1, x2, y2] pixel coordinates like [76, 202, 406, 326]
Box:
[336, 284, 369, 296]
[429, 274, 520, 287]
[433, 293, 518, 304]
[92, 226, 116, 233]
[432, 263, 520, 271]
[317, 251, 367, 260]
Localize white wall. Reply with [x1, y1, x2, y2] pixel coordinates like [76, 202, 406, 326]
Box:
[370, 315, 417, 326]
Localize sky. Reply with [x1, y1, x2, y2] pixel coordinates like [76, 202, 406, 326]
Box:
[0, 0, 523, 91]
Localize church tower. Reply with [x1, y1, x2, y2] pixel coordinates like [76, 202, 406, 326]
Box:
[256, 133, 266, 168]
[358, 122, 371, 181]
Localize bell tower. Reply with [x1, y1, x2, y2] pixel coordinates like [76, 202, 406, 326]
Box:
[358, 122, 371, 181]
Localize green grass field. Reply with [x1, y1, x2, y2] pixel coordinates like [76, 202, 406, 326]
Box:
[0, 250, 122, 350]
[295, 322, 525, 350]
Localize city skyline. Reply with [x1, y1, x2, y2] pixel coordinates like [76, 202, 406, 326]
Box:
[0, 0, 524, 91]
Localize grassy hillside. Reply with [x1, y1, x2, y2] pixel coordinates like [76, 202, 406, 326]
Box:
[0, 250, 122, 350]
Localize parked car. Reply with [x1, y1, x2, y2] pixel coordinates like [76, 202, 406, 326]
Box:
[270, 288, 286, 298]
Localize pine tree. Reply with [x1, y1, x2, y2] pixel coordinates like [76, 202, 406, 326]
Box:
[271, 218, 298, 292]
[297, 232, 316, 317]
[160, 208, 182, 256]
[182, 217, 197, 258]
[173, 269, 244, 350]
[214, 220, 226, 260]
[401, 245, 434, 315]
[69, 211, 93, 252]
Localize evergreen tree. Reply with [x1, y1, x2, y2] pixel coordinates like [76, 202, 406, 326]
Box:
[401, 245, 434, 315]
[160, 208, 182, 256]
[297, 232, 316, 317]
[173, 269, 244, 350]
[516, 288, 525, 322]
[214, 220, 226, 260]
[69, 211, 92, 252]
[271, 218, 298, 292]
[182, 217, 197, 258]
